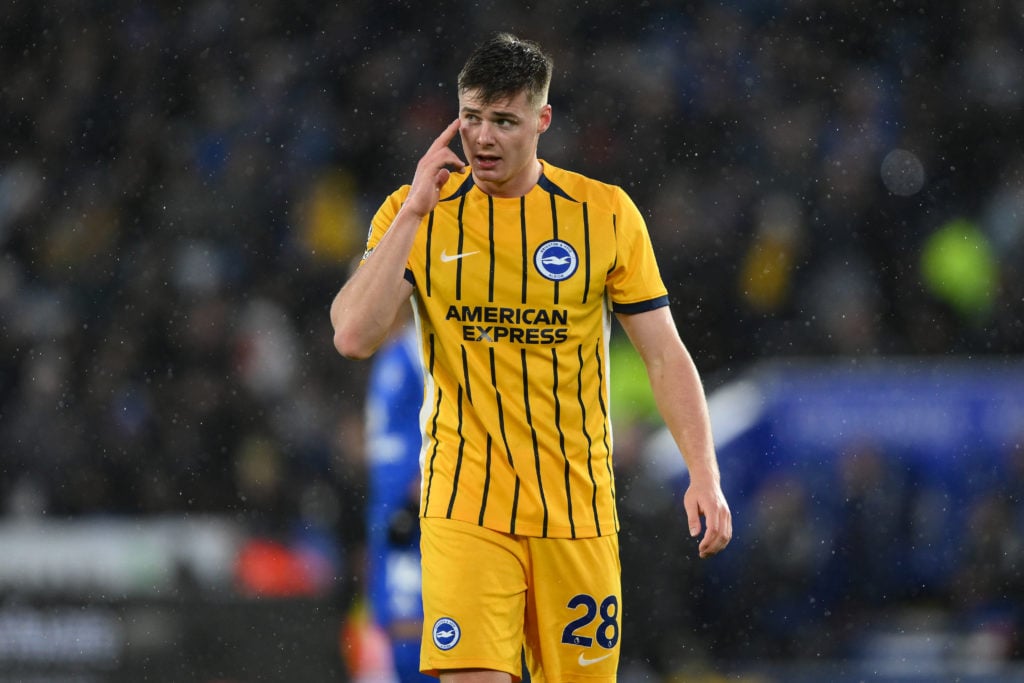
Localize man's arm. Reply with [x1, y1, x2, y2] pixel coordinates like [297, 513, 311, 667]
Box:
[330, 209, 417, 360]
[616, 306, 732, 558]
[331, 119, 465, 359]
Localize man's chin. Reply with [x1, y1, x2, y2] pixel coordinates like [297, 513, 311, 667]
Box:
[472, 168, 505, 184]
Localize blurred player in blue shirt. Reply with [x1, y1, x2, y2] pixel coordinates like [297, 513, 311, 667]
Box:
[364, 303, 432, 682]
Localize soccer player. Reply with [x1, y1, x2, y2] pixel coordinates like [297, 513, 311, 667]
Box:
[364, 303, 434, 682]
[331, 32, 731, 683]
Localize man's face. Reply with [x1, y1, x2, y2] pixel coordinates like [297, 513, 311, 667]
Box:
[458, 88, 552, 198]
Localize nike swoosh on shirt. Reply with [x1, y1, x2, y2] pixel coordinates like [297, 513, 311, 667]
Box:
[578, 652, 613, 667]
[440, 249, 479, 262]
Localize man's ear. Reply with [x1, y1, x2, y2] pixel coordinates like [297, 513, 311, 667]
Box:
[537, 104, 553, 134]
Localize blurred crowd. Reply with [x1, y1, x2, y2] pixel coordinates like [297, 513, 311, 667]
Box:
[610, 420, 1024, 677]
[1, 0, 1023, 671]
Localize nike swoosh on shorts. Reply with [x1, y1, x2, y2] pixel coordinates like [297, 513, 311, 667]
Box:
[578, 652, 613, 667]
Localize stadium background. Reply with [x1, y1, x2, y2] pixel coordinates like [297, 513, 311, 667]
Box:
[1, 0, 1022, 680]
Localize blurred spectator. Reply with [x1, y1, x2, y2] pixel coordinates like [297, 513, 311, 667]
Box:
[952, 491, 1024, 617]
[827, 442, 914, 612]
[615, 416, 710, 679]
[949, 489, 1024, 661]
[729, 473, 831, 659]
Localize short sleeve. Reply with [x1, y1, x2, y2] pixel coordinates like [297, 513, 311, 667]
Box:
[606, 187, 670, 314]
[360, 185, 411, 264]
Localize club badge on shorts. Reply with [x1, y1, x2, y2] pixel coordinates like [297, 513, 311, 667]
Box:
[432, 617, 461, 650]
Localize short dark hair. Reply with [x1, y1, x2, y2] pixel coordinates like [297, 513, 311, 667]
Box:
[457, 33, 553, 109]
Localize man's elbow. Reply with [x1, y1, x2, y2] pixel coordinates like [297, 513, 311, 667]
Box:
[332, 326, 376, 360]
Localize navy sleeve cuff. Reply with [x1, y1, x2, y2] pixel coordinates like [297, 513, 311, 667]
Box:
[612, 295, 670, 315]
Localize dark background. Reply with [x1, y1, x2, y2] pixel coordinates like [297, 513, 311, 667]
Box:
[1, 1, 1022, 681]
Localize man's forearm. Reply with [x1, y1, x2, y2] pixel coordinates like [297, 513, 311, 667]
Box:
[648, 345, 720, 483]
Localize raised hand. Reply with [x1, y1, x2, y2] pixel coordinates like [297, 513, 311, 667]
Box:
[403, 118, 466, 217]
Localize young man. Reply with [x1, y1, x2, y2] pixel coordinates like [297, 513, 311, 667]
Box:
[332, 33, 731, 683]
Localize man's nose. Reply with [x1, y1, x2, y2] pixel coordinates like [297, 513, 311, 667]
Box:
[475, 121, 496, 144]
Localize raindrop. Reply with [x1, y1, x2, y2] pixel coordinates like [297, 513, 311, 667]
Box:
[880, 148, 925, 196]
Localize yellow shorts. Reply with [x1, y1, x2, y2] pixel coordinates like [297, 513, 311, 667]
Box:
[420, 517, 621, 682]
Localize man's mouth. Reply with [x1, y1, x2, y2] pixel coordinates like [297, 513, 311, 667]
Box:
[475, 155, 500, 169]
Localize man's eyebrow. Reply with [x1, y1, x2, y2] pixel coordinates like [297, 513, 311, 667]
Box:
[460, 105, 520, 119]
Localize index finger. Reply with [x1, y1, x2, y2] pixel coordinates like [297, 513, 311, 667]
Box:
[429, 118, 461, 151]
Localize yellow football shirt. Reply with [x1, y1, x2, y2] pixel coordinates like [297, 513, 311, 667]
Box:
[363, 161, 669, 539]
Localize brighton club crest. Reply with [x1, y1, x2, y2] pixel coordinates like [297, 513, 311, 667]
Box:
[534, 240, 579, 281]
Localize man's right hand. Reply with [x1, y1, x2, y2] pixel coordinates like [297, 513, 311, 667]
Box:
[403, 118, 466, 217]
